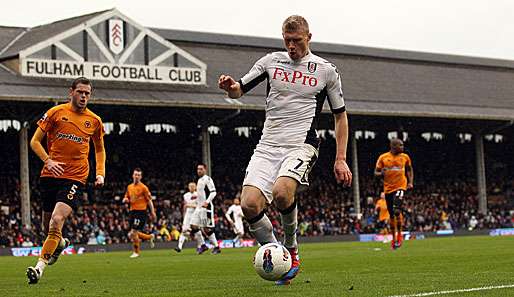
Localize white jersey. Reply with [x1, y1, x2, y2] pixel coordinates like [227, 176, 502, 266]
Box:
[196, 175, 216, 206]
[183, 191, 197, 215]
[239, 51, 346, 148]
[226, 204, 244, 225]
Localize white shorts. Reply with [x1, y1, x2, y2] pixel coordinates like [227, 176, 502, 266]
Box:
[243, 143, 318, 203]
[233, 221, 244, 235]
[181, 209, 195, 232]
[190, 204, 214, 228]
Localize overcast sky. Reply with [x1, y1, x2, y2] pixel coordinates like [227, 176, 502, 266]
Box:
[2, 0, 514, 60]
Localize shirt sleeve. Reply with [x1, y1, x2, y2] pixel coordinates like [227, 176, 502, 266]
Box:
[92, 118, 106, 141]
[205, 177, 217, 204]
[124, 186, 130, 200]
[37, 107, 59, 132]
[405, 154, 412, 167]
[375, 155, 384, 170]
[238, 53, 272, 94]
[325, 63, 346, 114]
[144, 186, 152, 201]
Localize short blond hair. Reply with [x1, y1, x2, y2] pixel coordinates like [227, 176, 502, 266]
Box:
[282, 15, 309, 34]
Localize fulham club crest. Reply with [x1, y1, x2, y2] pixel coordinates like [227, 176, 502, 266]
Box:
[109, 19, 124, 54]
[307, 61, 317, 73]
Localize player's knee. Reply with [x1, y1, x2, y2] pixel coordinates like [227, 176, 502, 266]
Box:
[204, 228, 214, 236]
[49, 214, 65, 228]
[272, 187, 294, 209]
[241, 199, 263, 219]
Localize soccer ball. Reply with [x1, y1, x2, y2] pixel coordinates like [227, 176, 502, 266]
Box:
[253, 243, 292, 281]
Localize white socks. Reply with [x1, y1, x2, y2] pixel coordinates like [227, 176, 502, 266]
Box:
[208, 233, 219, 247]
[280, 202, 298, 248]
[178, 234, 187, 249]
[194, 231, 204, 248]
[35, 260, 46, 274]
[248, 213, 277, 245]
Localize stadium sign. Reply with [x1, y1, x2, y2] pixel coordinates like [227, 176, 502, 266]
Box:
[21, 59, 204, 84]
[15, 9, 207, 85]
[11, 245, 84, 257]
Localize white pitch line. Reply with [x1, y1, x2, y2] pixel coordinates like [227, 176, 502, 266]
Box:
[387, 284, 514, 297]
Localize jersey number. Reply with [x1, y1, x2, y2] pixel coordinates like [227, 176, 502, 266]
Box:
[294, 159, 304, 170]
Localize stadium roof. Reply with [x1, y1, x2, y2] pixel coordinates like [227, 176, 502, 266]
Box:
[0, 8, 513, 122]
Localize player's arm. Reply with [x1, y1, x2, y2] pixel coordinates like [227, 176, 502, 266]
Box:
[146, 187, 156, 220]
[333, 111, 352, 186]
[148, 199, 156, 221]
[326, 63, 352, 186]
[123, 189, 129, 204]
[92, 121, 106, 187]
[225, 208, 234, 225]
[30, 127, 65, 176]
[202, 179, 217, 207]
[219, 54, 270, 99]
[374, 157, 384, 177]
[406, 157, 414, 189]
[218, 75, 243, 99]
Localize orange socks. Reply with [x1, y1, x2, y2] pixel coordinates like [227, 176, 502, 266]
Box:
[40, 227, 62, 263]
[133, 238, 141, 254]
[137, 232, 152, 241]
[397, 214, 404, 241]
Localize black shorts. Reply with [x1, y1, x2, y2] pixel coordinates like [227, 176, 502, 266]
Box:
[385, 190, 406, 218]
[39, 177, 84, 212]
[129, 210, 147, 231]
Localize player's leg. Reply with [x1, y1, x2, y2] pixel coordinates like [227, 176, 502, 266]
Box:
[272, 177, 301, 285]
[242, 144, 280, 245]
[137, 230, 155, 248]
[241, 185, 277, 245]
[190, 222, 207, 254]
[385, 193, 397, 249]
[273, 144, 318, 285]
[176, 229, 189, 252]
[130, 229, 141, 258]
[42, 211, 51, 234]
[205, 227, 221, 254]
[27, 202, 72, 284]
[203, 204, 220, 254]
[394, 191, 405, 247]
[273, 177, 298, 249]
[233, 224, 244, 247]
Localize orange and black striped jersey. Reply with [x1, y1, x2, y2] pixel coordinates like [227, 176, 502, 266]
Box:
[125, 182, 152, 211]
[37, 103, 104, 184]
[375, 152, 412, 194]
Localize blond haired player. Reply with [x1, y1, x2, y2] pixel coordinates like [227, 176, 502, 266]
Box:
[218, 15, 352, 285]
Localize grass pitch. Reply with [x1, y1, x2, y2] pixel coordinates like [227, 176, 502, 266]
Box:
[0, 236, 513, 297]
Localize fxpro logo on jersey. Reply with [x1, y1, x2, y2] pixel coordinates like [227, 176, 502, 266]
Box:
[56, 132, 85, 143]
[272, 68, 318, 87]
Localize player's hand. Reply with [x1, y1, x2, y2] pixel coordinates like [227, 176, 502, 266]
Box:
[218, 75, 237, 92]
[150, 212, 157, 221]
[407, 183, 414, 190]
[45, 158, 65, 176]
[95, 175, 104, 187]
[201, 202, 209, 208]
[334, 159, 352, 187]
[122, 197, 129, 203]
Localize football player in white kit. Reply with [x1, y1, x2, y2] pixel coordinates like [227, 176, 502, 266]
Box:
[218, 15, 352, 285]
[225, 198, 245, 247]
[190, 163, 221, 254]
[175, 182, 207, 252]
